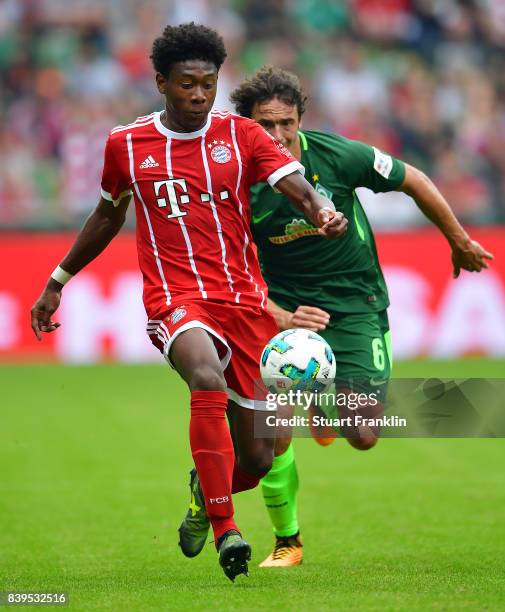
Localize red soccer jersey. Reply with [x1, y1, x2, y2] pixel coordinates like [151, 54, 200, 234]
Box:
[100, 110, 303, 319]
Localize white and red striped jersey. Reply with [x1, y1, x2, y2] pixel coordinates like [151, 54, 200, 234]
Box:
[100, 110, 303, 319]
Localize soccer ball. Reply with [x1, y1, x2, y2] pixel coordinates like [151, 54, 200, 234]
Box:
[260, 328, 336, 394]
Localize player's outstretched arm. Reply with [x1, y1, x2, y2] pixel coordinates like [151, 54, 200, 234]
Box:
[267, 298, 330, 332]
[399, 164, 494, 277]
[30, 195, 131, 340]
[275, 172, 348, 239]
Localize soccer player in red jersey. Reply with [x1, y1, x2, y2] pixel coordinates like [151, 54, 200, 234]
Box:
[30, 23, 347, 581]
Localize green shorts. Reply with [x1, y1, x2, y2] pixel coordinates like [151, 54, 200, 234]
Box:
[319, 309, 392, 401]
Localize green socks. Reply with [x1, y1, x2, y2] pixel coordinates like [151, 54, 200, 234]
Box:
[260, 443, 299, 537]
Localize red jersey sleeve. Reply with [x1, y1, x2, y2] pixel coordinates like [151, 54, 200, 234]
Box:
[100, 134, 133, 206]
[242, 119, 304, 187]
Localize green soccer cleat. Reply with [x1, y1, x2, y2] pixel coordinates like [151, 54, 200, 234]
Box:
[178, 468, 210, 558]
[218, 530, 251, 582]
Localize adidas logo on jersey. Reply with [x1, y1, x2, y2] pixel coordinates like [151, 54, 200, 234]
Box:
[140, 155, 159, 169]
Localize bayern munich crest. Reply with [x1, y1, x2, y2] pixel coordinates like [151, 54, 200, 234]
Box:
[209, 140, 233, 164]
[170, 307, 187, 325]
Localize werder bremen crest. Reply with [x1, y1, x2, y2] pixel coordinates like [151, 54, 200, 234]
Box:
[314, 181, 333, 200]
[269, 218, 320, 244]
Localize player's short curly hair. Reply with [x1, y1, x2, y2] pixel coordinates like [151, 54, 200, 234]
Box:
[150, 22, 227, 77]
[230, 66, 307, 119]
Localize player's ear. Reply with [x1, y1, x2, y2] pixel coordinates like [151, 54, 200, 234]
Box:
[156, 72, 167, 94]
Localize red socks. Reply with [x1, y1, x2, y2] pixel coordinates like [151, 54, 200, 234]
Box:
[189, 391, 264, 542]
[189, 391, 236, 541]
[232, 462, 260, 493]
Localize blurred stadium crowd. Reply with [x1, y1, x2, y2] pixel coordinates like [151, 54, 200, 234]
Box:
[1, 0, 504, 229]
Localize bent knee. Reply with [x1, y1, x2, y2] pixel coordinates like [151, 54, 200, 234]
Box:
[189, 365, 226, 392]
[274, 436, 292, 457]
[238, 454, 273, 478]
[348, 436, 378, 451]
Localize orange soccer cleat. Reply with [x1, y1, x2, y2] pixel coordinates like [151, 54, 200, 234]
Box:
[259, 533, 303, 567]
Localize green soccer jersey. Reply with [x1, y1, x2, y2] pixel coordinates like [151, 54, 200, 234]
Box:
[250, 130, 405, 314]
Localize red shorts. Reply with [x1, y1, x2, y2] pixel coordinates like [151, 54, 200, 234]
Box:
[147, 301, 279, 410]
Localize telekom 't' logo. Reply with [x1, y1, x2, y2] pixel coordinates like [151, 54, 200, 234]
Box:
[154, 179, 189, 219]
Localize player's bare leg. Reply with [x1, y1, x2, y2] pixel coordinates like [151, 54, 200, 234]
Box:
[308, 401, 338, 446]
[347, 435, 378, 451]
[170, 328, 250, 580]
[227, 400, 275, 478]
[337, 389, 382, 451]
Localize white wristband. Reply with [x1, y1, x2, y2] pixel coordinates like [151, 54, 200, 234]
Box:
[51, 265, 74, 285]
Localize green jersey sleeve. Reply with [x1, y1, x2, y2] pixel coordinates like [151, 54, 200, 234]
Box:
[337, 138, 405, 193]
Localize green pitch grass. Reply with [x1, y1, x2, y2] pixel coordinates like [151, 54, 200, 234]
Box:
[1, 359, 504, 611]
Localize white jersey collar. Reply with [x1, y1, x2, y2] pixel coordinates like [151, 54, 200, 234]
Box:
[153, 110, 212, 140]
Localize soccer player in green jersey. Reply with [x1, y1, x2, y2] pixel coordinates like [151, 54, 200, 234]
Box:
[230, 66, 493, 567]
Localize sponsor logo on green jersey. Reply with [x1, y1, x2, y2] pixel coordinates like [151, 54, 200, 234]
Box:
[269, 218, 319, 244]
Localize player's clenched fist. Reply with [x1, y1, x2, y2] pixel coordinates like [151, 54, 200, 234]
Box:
[31, 285, 62, 341]
[317, 208, 348, 239]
